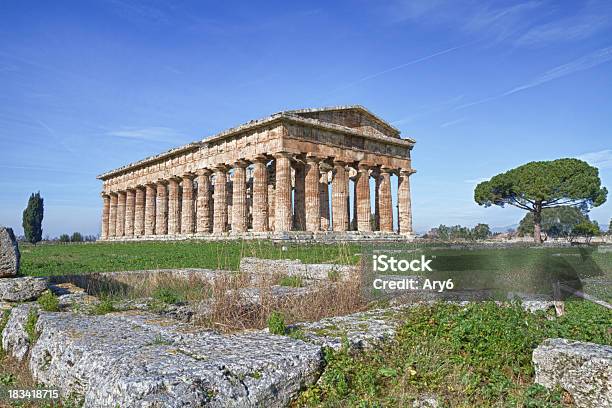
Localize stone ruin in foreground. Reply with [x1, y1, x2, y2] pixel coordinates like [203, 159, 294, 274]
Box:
[97, 106, 416, 240]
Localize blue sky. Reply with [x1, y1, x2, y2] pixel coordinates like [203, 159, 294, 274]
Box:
[1, 0, 611, 237]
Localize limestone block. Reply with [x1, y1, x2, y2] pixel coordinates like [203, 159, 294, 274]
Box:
[0, 226, 20, 277]
[0, 277, 47, 302]
[25, 311, 322, 407]
[533, 338, 612, 408]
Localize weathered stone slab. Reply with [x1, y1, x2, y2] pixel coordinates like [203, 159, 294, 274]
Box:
[0, 226, 20, 277]
[1, 303, 38, 361]
[293, 304, 416, 350]
[533, 338, 612, 408]
[0, 276, 47, 302]
[4, 310, 323, 407]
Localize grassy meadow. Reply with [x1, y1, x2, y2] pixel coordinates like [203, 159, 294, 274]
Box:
[19, 241, 612, 300]
[18, 240, 360, 276]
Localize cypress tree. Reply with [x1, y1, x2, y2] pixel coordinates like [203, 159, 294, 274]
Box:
[22, 192, 44, 244]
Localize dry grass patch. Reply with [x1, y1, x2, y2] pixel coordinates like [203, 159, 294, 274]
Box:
[202, 272, 368, 333]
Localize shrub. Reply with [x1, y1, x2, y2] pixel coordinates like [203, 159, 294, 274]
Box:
[267, 311, 286, 335]
[91, 299, 116, 315]
[152, 287, 184, 305]
[37, 291, 60, 312]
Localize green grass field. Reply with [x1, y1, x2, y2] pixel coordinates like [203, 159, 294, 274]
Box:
[19, 240, 360, 276]
[19, 241, 612, 302]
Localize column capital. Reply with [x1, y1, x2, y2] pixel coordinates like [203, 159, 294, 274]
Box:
[273, 151, 293, 160]
[332, 158, 347, 166]
[100, 192, 110, 198]
[305, 155, 322, 164]
[252, 154, 268, 163]
[134, 184, 146, 190]
[126, 186, 136, 192]
[168, 175, 182, 183]
[145, 181, 157, 187]
[400, 168, 417, 176]
[358, 162, 375, 171]
[214, 164, 230, 172]
[182, 172, 195, 180]
[380, 166, 394, 174]
[196, 168, 212, 176]
[319, 162, 333, 173]
[156, 178, 169, 185]
[233, 159, 249, 168]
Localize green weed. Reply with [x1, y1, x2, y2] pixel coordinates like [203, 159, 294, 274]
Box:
[268, 311, 286, 335]
[37, 291, 60, 312]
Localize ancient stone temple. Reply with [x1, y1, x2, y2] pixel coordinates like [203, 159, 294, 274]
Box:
[97, 106, 415, 240]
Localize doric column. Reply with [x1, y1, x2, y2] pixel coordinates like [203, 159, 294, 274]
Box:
[268, 163, 275, 231]
[155, 180, 168, 235]
[101, 193, 110, 239]
[116, 191, 126, 236]
[232, 160, 248, 233]
[134, 186, 145, 236]
[331, 160, 349, 232]
[274, 152, 293, 232]
[349, 169, 356, 230]
[181, 173, 195, 234]
[144, 183, 156, 235]
[398, 169, 414, 235]
[213, 166, 229, 233]
[305, 157, 321, 232]
[356, 163, 372, 232]
[252, 156, 269, 232]
[109, 193, 118, 237]
[124, 188, 135, 237]
[372, 168, 381, 230]
[378, 167, 393, 232]
[319, 166, 330, 231]
[196, 169, 212, 233]
[293, 161, 306, 230]
[167, 177, 181, 235]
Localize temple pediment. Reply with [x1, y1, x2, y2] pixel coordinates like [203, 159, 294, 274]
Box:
[285, 105, 401, 139]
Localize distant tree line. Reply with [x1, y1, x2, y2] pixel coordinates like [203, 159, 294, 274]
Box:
[57, 232, 97, 243]
[425, 223, 492, 241]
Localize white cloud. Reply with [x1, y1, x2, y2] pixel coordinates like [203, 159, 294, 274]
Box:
[578, 149, 612, 169]
[515, 1, 612, 47]
[106, 127, 185, 142]
[385, 0, 542, 43]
